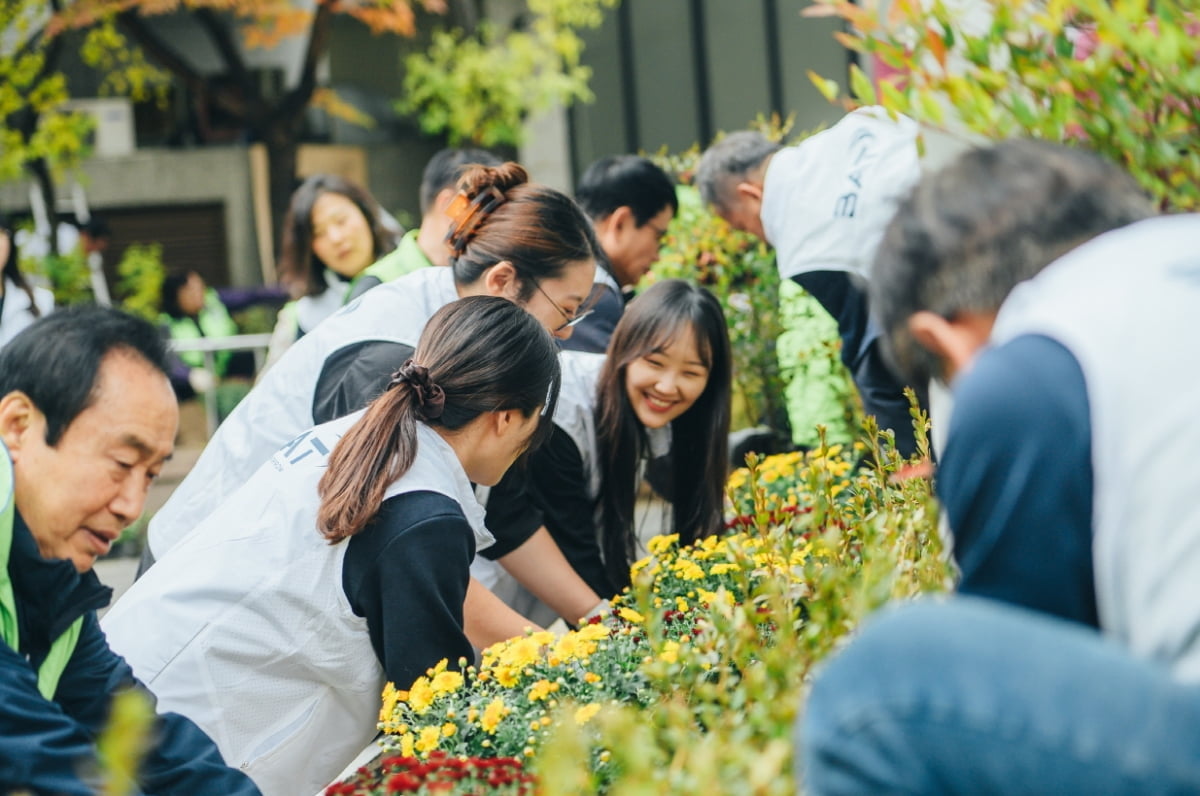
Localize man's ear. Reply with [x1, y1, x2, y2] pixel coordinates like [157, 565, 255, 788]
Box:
[0, 392, 36, 457]
[609, 205, 634, 234]
[735, 180, 764, 203]
[482, 260, 520, 298]
[432, 187, 458, 214]
[907, 311, 990, 382]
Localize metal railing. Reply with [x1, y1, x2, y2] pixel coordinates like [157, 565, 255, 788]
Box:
[169, 333, 273, 438]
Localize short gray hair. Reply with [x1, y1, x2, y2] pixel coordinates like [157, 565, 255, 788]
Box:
[871, 138, 1155, 386]
[695, 131, 782, 211]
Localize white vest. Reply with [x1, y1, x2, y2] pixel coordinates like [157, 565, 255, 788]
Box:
[148, 267, 458, 558]
[470, 352, 606, 603]
[989, 215, 1200, 680]
[470, 351, 668, 614]
[103, 415, 492, 796]
[761, 106, 920, 282]
[0, 277, 54, 348]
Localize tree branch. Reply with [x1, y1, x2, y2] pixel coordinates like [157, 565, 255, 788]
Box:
[117, 10, 248, 121]
[270, 0, 334, 130]
[194, 7, 253, 93]
[116, 11, 207, 98]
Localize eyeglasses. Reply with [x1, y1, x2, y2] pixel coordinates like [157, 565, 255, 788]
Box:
[533, 280, 599, 333]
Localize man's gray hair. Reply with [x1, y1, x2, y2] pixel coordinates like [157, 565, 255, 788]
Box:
[695, 131, 782, 211]
[871, 138, 1155, 387]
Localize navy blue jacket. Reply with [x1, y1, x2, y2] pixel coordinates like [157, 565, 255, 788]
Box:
[0, 514, 260, 796]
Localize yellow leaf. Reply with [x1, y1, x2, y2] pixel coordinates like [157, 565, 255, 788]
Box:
[807, 70, 841, 103]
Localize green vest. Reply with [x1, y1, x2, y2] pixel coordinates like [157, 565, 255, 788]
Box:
[161, 289, 240, 375]
[352, 230, 434, 291]
[0, 442, 82, 700]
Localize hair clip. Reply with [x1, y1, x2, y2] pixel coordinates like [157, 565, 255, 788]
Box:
[445, 186, 508, 255]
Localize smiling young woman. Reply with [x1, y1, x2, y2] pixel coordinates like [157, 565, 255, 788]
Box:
[481, 278, 732, 615]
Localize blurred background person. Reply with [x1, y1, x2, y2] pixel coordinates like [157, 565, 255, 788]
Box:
[566, 155, 677, 353]
[159, 268, 285, 418]
[0, 212, 54, 348]
[346, 147, 502, 300]
[265, 174, 398, 367]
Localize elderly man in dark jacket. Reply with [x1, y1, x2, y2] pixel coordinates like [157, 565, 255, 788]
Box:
[0, 306, 258, 795]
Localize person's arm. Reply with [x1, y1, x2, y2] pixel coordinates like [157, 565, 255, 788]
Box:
[28, 613, 260, 795]
[496, 528, 604, 626]
[464, 578, 543, 649]
[524, 426, 620, 599]
[214, 285, 288, 314]
[938, 334, 1098, 627]
[483, 448, 605, 622]
[312, 339, 416, 424]
[0, 639, 108, 796]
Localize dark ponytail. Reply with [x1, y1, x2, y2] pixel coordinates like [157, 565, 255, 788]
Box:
[0, 213, 42, 318]
[595, 279, 732, 590]
[448, 162, 599, 302]
[317, 295, 561, 542]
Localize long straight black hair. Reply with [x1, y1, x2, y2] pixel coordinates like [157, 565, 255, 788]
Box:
[594, 279, 731, 590]
[0, 213, 42, 318]
[318, 296, 561, 542]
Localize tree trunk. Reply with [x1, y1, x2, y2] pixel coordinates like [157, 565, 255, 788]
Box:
[265, 133, 300, 267]
[26, 157, 60, 257]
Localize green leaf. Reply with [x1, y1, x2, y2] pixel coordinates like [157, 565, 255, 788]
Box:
[848, 63, 877, 105]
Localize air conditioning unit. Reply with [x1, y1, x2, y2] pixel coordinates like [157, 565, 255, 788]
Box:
[59, 97, 135, 158]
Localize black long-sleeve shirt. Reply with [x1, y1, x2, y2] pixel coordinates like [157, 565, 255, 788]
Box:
[342, 491, 476, 689]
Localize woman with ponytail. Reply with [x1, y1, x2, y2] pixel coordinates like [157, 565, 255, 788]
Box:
[484, 279, 732, 614]
[143, 162, 606, 646]
[0, 212, 54, 348]
[103, 297, 560, 796]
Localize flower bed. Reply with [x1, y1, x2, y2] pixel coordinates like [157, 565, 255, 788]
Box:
[333, 427, 951, 795]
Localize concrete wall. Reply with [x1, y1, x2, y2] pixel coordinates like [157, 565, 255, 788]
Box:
[0, 147, 260, 284]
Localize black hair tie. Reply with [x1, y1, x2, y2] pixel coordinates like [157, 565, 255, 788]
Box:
[389, 359, 446, 420]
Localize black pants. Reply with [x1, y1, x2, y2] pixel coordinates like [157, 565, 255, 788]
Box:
[791, 271, 919, 458]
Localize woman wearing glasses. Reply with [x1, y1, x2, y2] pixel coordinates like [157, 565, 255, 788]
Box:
[142, 162, 606, 644]
[482, 279, 732, 620]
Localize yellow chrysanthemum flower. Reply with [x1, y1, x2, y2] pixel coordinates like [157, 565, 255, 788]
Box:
[404, 676, 434, 714]
[494, 666, 520, 688]
[481, 697, 510, 734]
[647, 534, 679, 555]
[575, 623, 610, 641]
[660, 640, 680, 664]
[379, 682, 400, 723]
[673, 559, 705, 581]
[527, 679, 557, 701]
[574, 703, 601, 725]
[618, 606, 644, 623]
[415, 726, 441, 753]
[430, 669, 463, 696]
